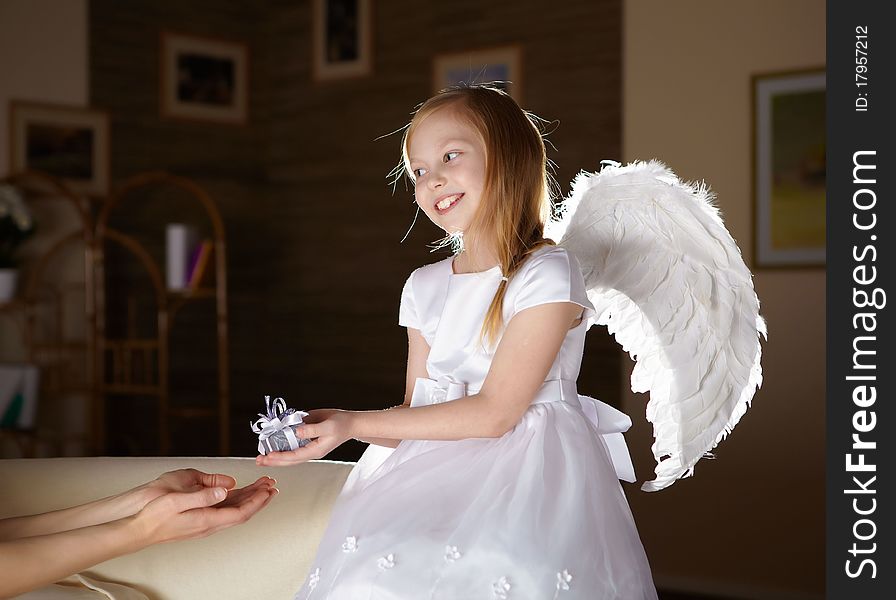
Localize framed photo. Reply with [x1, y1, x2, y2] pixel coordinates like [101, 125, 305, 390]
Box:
[433, 45, 522, 104]
[752, 67, 826, 269]
[312, 0, 373, 81]
[8, 101, 110, 196]
[160, 31, 248, 124]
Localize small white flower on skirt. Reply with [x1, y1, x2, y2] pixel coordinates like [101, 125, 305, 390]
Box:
[377, 553, 396, 570]
[341, 536, 358, 553]
[444, 545, 462, 562]
[556, 569, 573, 591]
[492, 576, 512, 599]
[308, 568, 320, 589]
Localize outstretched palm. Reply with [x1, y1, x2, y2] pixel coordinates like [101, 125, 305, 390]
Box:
[139, 469, 274, 510]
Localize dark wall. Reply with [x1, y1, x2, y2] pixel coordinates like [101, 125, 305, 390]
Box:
[89, 0, 623, 459]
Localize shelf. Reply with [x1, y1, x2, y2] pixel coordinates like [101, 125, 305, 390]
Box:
[1, 171, 230, 457]
[1, 172, 98, 458]
[168, 286, 217, 319]
[94, 171, 230, 456]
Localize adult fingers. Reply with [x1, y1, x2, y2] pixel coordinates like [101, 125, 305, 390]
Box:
[256, 487, 278, 511]
[197, 471, 237, 490]
[244, 476, 276, 488]
[220, 477, 276, 506]
[170, 486, 228, 513]
[202, 487, 275, 536]
[239, 487, 277, 516]
[161, 468, 208, 492]
[232, 486, 277, 510]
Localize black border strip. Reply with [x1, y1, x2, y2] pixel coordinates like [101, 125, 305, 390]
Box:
[827, 1, 894, 597]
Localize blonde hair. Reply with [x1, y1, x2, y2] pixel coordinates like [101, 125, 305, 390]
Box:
[399, 84, 560, 349]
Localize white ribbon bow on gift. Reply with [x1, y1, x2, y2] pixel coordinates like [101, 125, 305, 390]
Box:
[250, 395, 308, 455]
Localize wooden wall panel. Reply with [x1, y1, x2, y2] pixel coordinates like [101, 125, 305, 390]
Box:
[90, 0, 623, 460]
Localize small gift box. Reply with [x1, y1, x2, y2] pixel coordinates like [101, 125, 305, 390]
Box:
[250, 395, 311, 455]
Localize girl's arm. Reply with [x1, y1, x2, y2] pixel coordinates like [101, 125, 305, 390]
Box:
[0, 477, 275, 598]
[350, 404, 405, 448]
[257, 302, 582, 466]
[351, 325, 432, 449]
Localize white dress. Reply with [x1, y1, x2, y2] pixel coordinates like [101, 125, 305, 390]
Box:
[293, 246, 658, 600]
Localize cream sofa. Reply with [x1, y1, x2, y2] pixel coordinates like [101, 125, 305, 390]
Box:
[0, 457, 355, 600]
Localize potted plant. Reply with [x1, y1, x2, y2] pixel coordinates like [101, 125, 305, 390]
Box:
[0, 184, 35, 303]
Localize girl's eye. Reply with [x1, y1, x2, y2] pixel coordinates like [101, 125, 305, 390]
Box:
[413, 168, 427, 178]
[444, 151, 460, 162]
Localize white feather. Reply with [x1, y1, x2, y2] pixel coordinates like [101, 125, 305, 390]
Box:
[547, 159, 767, 492]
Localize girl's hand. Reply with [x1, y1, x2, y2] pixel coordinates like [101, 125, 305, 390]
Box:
[255, 409, 355, 467]
[131, 477, 277, 546]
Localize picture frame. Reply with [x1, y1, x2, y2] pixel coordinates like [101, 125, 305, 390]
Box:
[433, 45, 522, 104]
[751, 67, 826, 269]
[160, 31, 249, 124]
[312, 0, 373, 81]
[8, 101, 110, 197]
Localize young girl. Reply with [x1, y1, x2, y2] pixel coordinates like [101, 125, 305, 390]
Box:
[257, 85, 659, 599]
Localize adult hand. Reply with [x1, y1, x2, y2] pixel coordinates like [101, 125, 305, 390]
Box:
[134, 469, 242, 511]
[255, 409, 354, 467]
[131, 475, 277, 546]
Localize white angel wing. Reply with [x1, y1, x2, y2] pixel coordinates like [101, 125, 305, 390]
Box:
[546, 159, 767, 492]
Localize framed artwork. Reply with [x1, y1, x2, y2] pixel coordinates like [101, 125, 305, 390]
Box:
[8, 101, 110, 196]
[752, 67, 826, 268]
[312, 0, 373, 81]
[160, 31, 249, 124]
[433, 45, 522, 104]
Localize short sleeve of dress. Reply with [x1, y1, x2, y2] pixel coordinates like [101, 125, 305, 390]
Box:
[511, 247, 596, 324]
[398, 269, 420, 329]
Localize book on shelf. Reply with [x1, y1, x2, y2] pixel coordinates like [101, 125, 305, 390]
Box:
[165, 224, 198, 290]
[187, 240, 214, 290]
[186, 242, 204, 285]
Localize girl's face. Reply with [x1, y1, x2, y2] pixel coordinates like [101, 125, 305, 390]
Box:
[407, 106, 487, 236]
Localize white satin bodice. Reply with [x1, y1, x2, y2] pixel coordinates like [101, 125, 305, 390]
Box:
[403, 246, 592, 393]
[398, 246, 635, 482]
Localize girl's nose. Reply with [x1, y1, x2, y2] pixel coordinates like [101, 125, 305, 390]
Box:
[428, 170, 446, 189]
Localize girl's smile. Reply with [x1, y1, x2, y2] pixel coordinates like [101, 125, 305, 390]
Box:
[434, 192, 464, 213]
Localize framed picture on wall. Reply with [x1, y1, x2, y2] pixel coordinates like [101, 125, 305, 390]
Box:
[8, 101, 110, 196]
[752, 67, 826, 269]
[312, 0, 373, 81]
[433, 45, 522, 104]
[160, 31, 249, 124]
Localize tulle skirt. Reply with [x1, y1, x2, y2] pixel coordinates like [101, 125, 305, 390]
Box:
[293, 398, 658, 600]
